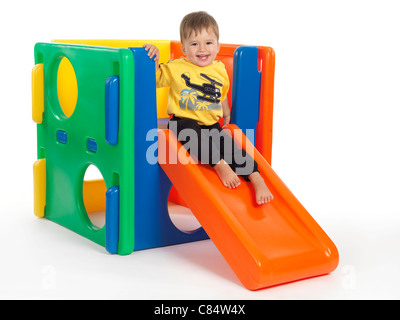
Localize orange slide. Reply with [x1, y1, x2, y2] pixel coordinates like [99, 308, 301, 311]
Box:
[158, 125, 339, 290]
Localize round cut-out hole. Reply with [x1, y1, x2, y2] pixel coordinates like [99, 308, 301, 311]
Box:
[168, 186, 201, 233]
[82, 165, 106, 229]
[57, 57, 78, 118]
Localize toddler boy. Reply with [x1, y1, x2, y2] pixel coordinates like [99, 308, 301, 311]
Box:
[144, 11, 273, 205]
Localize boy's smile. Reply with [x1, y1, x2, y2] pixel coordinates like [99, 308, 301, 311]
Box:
[181, 28, 220, 67]
[197, 53, 210, 63]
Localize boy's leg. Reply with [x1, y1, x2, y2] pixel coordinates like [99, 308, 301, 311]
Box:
[168, 117, 240, 188]
[169, 117, 201, 163]
[168, 116, 221, 165]
[207, 123, 273, 203]
[207, 122, 259, 181]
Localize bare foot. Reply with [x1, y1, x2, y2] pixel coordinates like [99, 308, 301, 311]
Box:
[249, 172, 273, 205]
[213, 159, 241, 189]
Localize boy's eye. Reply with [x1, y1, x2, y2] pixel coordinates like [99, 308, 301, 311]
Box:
[191, 43, 198, 46]
[207, 42, 213, 45]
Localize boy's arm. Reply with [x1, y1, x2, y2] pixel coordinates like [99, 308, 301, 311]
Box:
[143, 44, 160, 70]
[222, 99, 231, 126]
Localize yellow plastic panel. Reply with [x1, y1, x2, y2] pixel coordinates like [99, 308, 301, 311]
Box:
[32, 64, 44, 123]
[33, 159, 46, 218]
[53, 40, 171, 118]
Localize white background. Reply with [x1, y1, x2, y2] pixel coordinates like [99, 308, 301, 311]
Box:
[1, 0, 400, 299]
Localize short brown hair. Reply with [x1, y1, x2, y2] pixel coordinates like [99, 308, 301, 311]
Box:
[180, 11, 219, 42]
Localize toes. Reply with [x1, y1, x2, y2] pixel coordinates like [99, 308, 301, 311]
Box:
[225, 180, 234, 189]
[235, 177, 241, 187]
[224, 176, 241, 189]
[257, 193, 274, 205]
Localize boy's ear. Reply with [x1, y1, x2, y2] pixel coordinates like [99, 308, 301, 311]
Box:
[181, 43, 187, 56]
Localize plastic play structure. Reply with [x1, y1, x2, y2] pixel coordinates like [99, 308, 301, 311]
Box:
[32, 40, 339, 290]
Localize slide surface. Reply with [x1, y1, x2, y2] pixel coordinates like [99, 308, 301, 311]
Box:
[158, 125, 339, 290]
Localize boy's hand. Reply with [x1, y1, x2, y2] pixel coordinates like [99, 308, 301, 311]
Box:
[143, 44, 160, 62]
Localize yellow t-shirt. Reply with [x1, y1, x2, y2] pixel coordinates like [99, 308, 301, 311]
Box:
[156, 57, 230, 126]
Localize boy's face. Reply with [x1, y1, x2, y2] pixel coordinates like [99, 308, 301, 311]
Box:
[181, 28, 220, 67]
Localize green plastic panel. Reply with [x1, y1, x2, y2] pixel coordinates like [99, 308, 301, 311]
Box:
[34, 43, 135, 254]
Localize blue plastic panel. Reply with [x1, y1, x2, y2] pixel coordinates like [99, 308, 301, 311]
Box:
[105, 76, 119, 145]
[231, 47, 261, 145]
[129, 47, 208, 250]
[105, 186, 119, 254]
